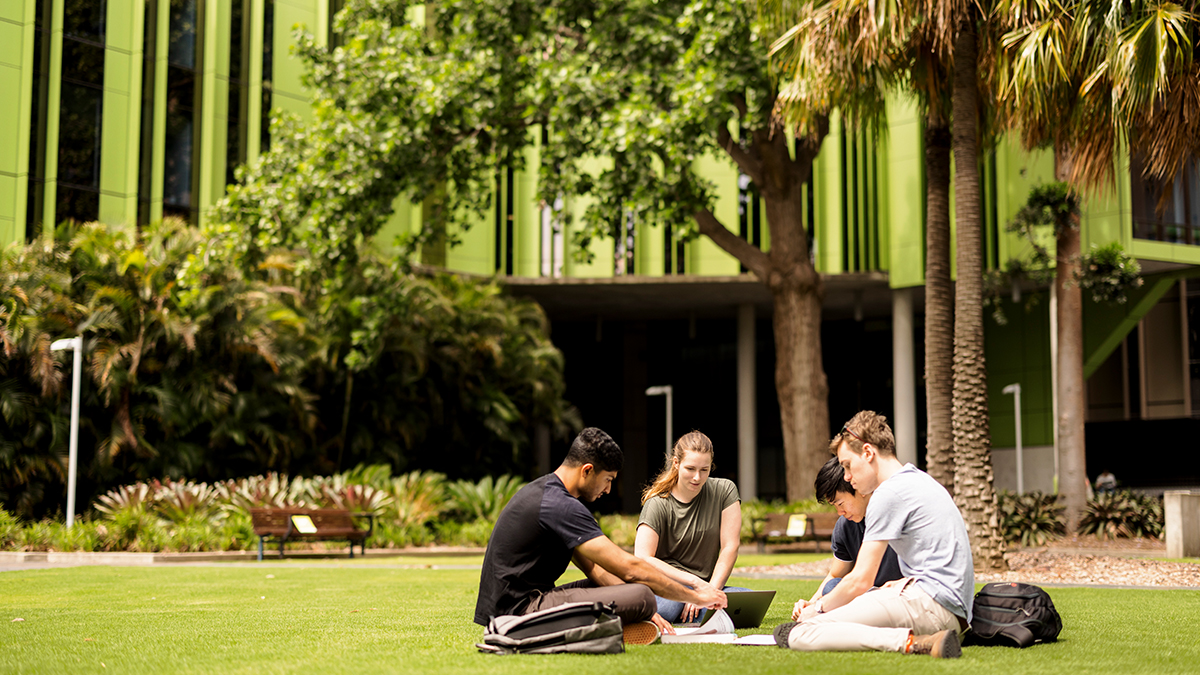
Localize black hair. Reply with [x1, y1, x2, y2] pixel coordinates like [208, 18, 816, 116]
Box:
[563, 427, 623, 473]
[814, 456, 855, 504]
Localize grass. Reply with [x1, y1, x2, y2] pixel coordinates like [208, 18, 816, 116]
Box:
[2, 564, 1199, 675]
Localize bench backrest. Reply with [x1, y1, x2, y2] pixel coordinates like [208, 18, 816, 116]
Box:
[249, 508, 361, 535]
[761, 512, 839, 538]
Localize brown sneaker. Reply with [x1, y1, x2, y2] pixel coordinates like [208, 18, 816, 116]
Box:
[906, 629, 961, 658]
[622, 620, 661, 645]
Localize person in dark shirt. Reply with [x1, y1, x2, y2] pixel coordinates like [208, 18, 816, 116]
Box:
[474, 427, 726, 643]
[793, 457, 903, 614]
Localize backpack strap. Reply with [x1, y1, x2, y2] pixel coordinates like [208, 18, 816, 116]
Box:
[1000, 623, 1036, 648]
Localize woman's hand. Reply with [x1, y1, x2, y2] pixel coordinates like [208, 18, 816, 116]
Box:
[651, 612, 675, 635]
[681, 601, 704, 623]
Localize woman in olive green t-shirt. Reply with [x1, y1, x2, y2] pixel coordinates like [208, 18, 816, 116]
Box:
[635, 431, 747, 623]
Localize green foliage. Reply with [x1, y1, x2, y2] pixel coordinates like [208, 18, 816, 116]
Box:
[432, 517, 496, 548]
[598, 513, 640, 547]
[998, 490, 1067, 547]
[988, 183, 1143, 323]
[1078, 242, 1144, 304]
[0, 508, 20, 548]
[1078, 490, 1164, 540]
[741, 498, 831, 543]
[445, 474, 526, 522]
[0, 218, 576, 517]
[387, 470, 447, 530]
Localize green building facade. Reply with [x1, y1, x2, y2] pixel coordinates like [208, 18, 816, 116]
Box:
[4, 0, 1199, 505]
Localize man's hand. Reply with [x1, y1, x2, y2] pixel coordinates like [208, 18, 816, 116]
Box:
[791, 598, 811, 620]
[797, 601, 821, 622]
[691, 584, 727, 610]
[650, 613, 675, 636]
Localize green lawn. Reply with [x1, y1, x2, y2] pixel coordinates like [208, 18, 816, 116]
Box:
[2, 564, 1198, 675]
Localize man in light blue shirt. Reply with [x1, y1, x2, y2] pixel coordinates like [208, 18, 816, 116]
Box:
[776, 410, 974, 659]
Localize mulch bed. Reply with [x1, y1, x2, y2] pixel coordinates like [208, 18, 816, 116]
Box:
[738, 537, 1200, 588]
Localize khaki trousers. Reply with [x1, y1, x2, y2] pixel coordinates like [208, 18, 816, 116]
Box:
[786, 578, 961, 652]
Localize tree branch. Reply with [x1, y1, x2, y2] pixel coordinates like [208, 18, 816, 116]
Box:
[717, 126, 764, 187]
[693, 208, 771, 280]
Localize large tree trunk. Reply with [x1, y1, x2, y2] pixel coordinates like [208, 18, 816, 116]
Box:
[950, 20, 1007, 572]
[768, 195, 830, 503]
[924, 120, 955, 493]
[1054, 145, 1088, 531]
[703, 121, 830, 500]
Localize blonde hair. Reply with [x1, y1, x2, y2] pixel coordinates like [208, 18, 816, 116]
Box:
[641, 431, 714, 504]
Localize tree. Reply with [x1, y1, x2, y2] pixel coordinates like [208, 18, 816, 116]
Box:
[951, 10, 1007, 571]
[211, 0, 896, 500]
[992, 0, 1196, 530]
[765, 0, 1007, 567]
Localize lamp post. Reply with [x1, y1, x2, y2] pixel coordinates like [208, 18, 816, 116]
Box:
[1002, 383, 1023, 495]
[645, 385, 673, 455]
[50, 336, 82, 528]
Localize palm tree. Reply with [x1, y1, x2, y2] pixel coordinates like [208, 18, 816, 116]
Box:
[950, 9, 1008, 572]
[992, 0, 1197, 530]
[765, 0, 1013, 570]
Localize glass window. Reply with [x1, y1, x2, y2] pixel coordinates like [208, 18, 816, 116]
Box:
[26, 0, 52, 235]
[227, 0, 250, 186]
[62, 0, 106, 43]
[1131, 155, 1200, 245]
[162, 0, 203, 222]
[261, 0, 275, 152]
[54, 0, 107, 225]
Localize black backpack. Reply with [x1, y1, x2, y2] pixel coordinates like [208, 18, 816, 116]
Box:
[476, 601, 624, 655]
[966, 582, 1063, 648]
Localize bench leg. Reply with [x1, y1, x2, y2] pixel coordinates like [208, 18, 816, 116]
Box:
[258, 536, 264, 562]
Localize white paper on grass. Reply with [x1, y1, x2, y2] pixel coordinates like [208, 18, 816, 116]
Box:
[731, 634, 778, 646]
[660, 610, 737, 644]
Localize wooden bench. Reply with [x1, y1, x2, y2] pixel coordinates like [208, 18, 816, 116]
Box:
[249, 508, 373, 560]
[751, 512, 839, 552]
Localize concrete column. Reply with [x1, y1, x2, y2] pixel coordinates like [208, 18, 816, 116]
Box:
[892, 288, 917, 465]
[1165, 491, 1200, 559]
[737, 304, 757, 501]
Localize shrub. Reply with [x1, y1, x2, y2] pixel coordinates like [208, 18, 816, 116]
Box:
[373, 520, 436, 548]
[434, 518, 495, 547]
[740, 499, 830, 544]
[598, 514, 640, 548]
[445, 475, 525, 522]
[19, 521, 54, 551]
[998, 490, 1066, 547]
[1079, 490, 1164, 539]
[388, 471, 447, 529]
[49, 520, 104, 552]
[0, 509, 21, 549]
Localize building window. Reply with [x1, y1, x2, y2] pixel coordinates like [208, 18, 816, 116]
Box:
[1131, 155, 1200, 245]
[55, 0, 108, 225]
[261, 0, 275, 153]
[227, 0, 251, 186]
[26, 0, 52, 236]
[163, 0, 203, 222]
[137, 0, 158, 227]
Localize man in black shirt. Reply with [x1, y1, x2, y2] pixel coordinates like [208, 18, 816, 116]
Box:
[792, 457, 904, 618]
[475, 428, 726, 641]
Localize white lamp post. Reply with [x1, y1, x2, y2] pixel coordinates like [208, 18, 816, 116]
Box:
[1002, 382, 1024, 495]
[645, 385, 673, 455]
[49, 336, 83, 528]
